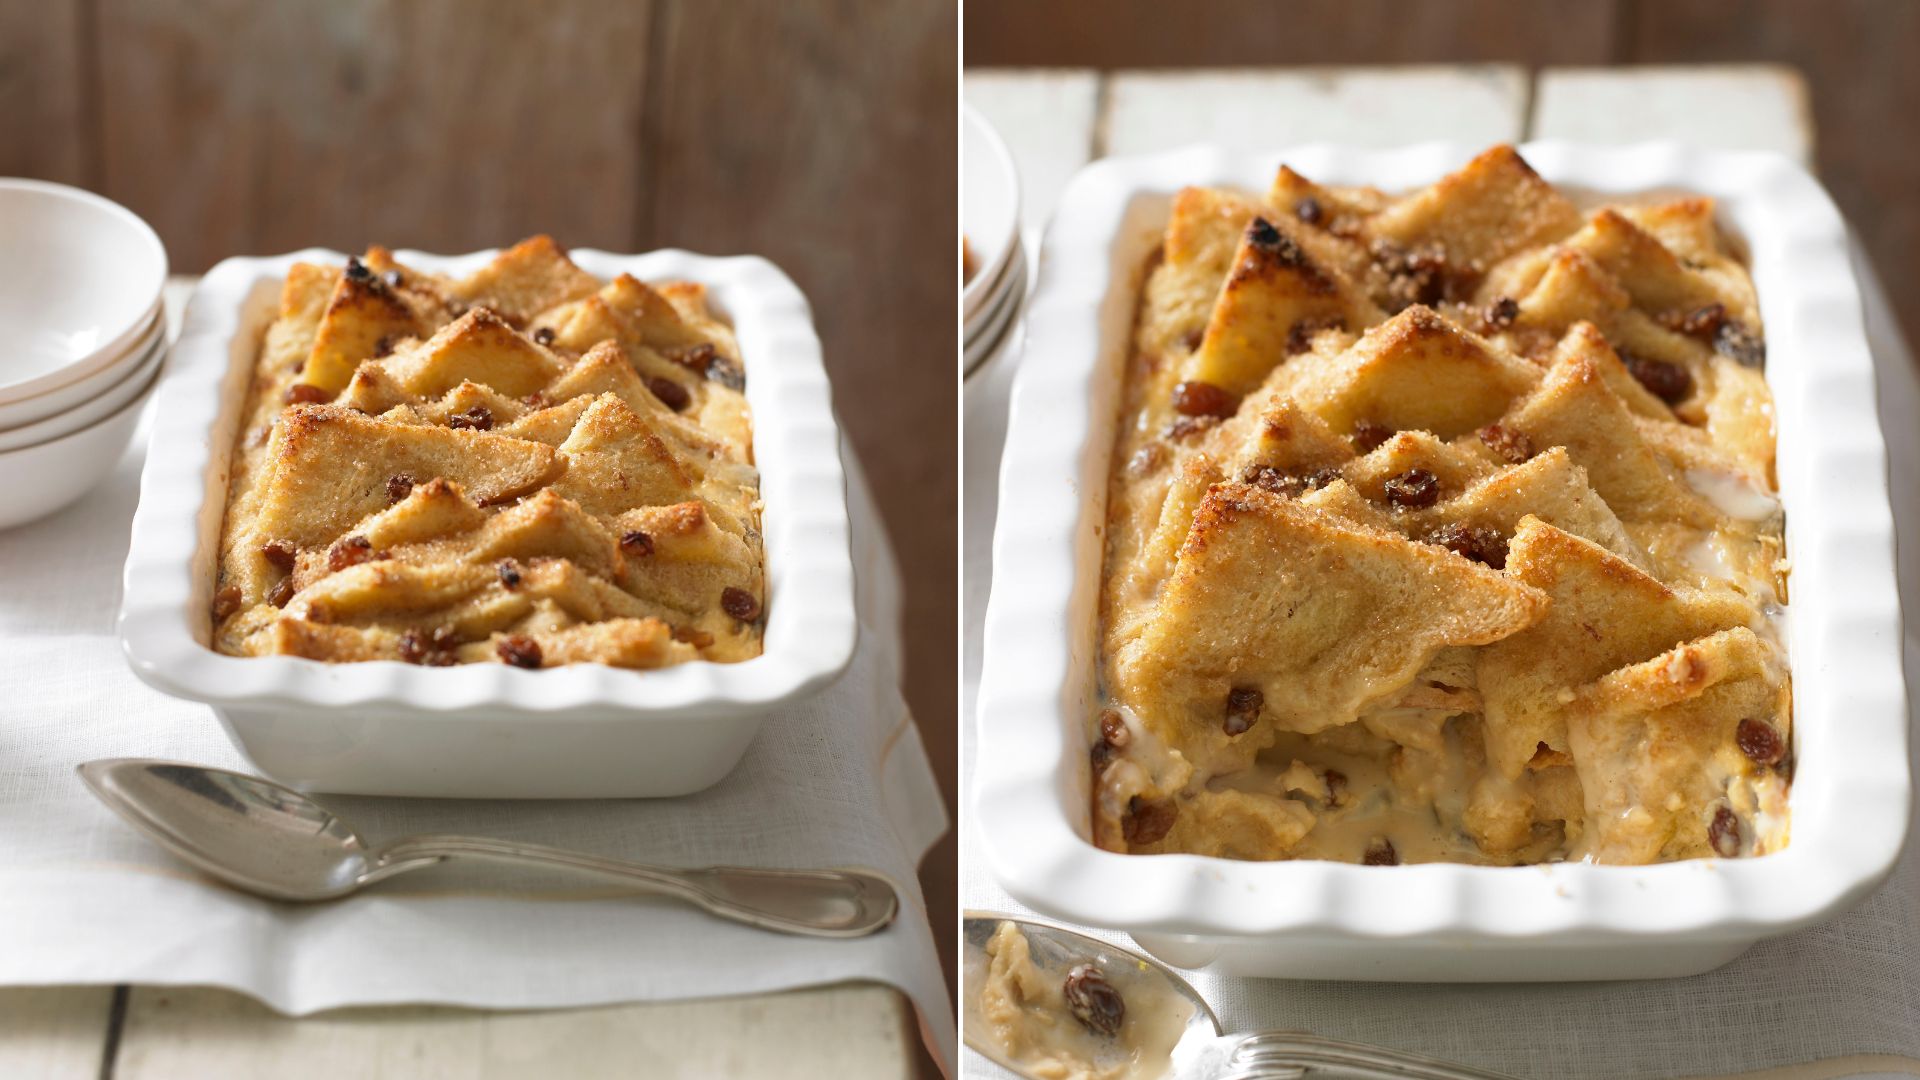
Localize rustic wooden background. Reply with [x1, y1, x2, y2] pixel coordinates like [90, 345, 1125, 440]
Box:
[0, 0, 958, 989]
[967, 0, 1920, 367]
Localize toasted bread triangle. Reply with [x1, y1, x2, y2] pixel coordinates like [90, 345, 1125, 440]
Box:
[550, 395, 704, 516]
[1181, 216, 1373, 397]
[1288, 306, 1540, 440]
[453, 235, 600, 324]
[1478, 517, 1756, 777]
[1118, 483, 1547, 778]
[1566, 625, 1786, 863]
[252, 405, 560, 548]
[1368, 145, 1581, 270]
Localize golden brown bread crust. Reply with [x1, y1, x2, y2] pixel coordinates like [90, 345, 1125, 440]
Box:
[212, 237, 763, 670]
[1093, 146, 1789, 866]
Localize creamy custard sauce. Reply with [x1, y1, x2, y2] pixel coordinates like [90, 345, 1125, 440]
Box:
[965, 923, 1193, 1080]
[1088, 146, 1792, 867]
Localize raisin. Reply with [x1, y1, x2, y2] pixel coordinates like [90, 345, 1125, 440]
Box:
[1382, 468, 1441, 509]
[1324, 769, 1348, 808]
[532, 326, 556, 346]
[285, 383, 329, 405]
[1284, 315, 1344, 356]
[1247, 216, 1283, 248]
[1350, 418, 1394, 453]
[1123, 796, 1178, 846]
[1284, 322, 1313, 356]
[268, 576, 296, 608]
[344, 256, 373, 283]
[1171, 380, 1236, 419]
[668, 343, 718, 371]
[448, 406, 493, 431]
[1062, 964, 1125, 1037]
[706, 355, 746, 391]
[1294, 196, 1324, 226]
[497, 634, 543, 669]
[620, 531, 655, 557]
[386, 473, 415, 503]
[1098, 708, 1131, 750]
[1224, 686, 1263, 736]
[1372, 239, 1452, 311]
[1090, 740, 1116, 773]
[211, 584, 243, 621]
[1736, 718, 1785, 767]
[381, 269, 404, 289]
[497, 560, 523, 590]
[1241, 464, 1310, 498]
[721, 587, 761, 621]
[1363, 838, 1399, 865]
[1164, 415, 1220, 440]
[1621, 352, 1693, 405]
[1666, 303, 1726, 339]
[397, 628, 459, 666]
[1708, 805, 1742, 857]
[1714, 321, 1766, 367]
[1483, 296, 1520, 332]
[1425, 522, 1508, 569]
[327, 535, 374, 572]
[372, 334, 399, 358]
[260, 540, 298, 572]
[648, 376, 692, 412]
[397, 630, 429, 664]
[1477, 423, 1534, 464]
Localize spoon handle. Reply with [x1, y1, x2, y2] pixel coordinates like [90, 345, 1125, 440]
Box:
[372, 835, 898, 938]
[1219, 1032, 1525, 1079]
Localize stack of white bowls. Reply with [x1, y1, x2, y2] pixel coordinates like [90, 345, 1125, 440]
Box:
[963, 106, 1024, 377]
[0, 180, 168, 530]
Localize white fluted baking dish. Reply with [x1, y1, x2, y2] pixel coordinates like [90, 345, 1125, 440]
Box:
[974, 142, 1909, 980]
[120, 248, 855, 798]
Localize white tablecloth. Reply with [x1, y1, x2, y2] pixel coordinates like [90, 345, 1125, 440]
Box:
[0, 314, 955, 1070]
[960, 239, 1920, 1080]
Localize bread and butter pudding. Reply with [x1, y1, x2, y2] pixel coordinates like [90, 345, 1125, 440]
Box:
[210, 236, 764, 670]
[1093, 146, 1789, 866]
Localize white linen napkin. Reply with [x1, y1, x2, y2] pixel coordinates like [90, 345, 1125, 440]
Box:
[0, 302, 955, 1069]
[959, 242, 1920, 1080]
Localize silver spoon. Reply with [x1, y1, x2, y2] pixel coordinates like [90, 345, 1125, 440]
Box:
[963, 914, 1525, 1080]
[78, 758, 898, 938]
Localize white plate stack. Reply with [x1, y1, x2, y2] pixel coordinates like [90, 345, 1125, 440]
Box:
[963, 106, 1025, 377]
[0, 180, 168, 530]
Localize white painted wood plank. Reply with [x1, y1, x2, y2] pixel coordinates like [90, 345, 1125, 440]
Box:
[0, 987, 115, 1078]
[115, 983, 917, 1080]
[964, 69, 1101, 230]
[1532, 65, 1812, 164]
[1102, 66, 1529, 157]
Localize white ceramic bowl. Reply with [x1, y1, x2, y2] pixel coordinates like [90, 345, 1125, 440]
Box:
[0, 304, 164, 430]
[976, 142, 1909, 982]
[964, 105, 1021, 325]
[0, 325, 164, 452]
[119, 249, 856, 798]
[0, 374, 153, 532]
[963, 234, 1026, 377]
[0, 180, 166, 403]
